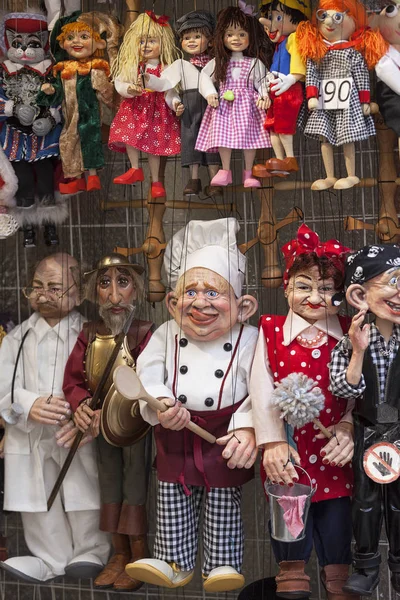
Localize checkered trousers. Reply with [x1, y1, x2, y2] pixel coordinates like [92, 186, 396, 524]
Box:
[153, 481, 244, 575]
[304, 48, 375, 146]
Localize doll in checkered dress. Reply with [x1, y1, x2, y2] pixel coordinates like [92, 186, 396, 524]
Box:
[296, 0, 387, 192]
[195, 4, 273, 189]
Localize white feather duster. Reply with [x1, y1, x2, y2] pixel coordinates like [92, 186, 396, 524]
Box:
[272, 372, 332, 438]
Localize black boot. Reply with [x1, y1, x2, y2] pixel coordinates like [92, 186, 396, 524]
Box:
[388, 559, 400, 593]
[43, 224, 59, 246]
[343, 553, 381, 597]
[22, 226, 36, 248]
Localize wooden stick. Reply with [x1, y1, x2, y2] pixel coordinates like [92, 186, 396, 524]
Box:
[113, 366, 216, 444]
[313, 418, 334, 440]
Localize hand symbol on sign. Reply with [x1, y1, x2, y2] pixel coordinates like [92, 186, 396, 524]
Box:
[373, 451, 393, 477]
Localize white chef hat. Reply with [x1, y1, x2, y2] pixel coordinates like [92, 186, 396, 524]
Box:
[164, 218, 247, 297]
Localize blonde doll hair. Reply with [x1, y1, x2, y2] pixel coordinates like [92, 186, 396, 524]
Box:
[111, 12, 180, 82]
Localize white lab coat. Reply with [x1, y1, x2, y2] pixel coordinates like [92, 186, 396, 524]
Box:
[0, 310, 101, 513]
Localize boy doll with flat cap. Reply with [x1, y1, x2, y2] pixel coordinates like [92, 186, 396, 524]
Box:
[126, 217, 259, 593]
[330, 244, 400, 597]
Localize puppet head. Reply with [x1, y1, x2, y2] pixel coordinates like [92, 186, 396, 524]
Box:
[296, 0, 388, 67]
[164, 218, 258, 342]
[213, 4, 273, 82]
[282, 224, 350, 323]
[84, 253, 144, 335]
[345, 244, 400, 324]
[56, 20, 106, 60]
[373, 0, 400, 46]
[1, 12, 49, 65]
[175, 10, 215, 56]
[259, 0, 311, 44]
[23, 253, 79, 325]
[111, 11, 179, 83]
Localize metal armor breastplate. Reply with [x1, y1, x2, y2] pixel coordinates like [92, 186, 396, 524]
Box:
[85, 334, 134, 397]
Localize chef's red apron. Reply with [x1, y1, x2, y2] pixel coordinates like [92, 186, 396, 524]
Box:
[260, 314, 353, 503]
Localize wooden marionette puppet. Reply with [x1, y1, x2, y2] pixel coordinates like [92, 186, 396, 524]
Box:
[249, 224, 358, 600]
[374, 0, 400, 164]
[123, 218, 259, 593]
[109, 11, 182, 199]
[330, 244, 400, 597]
[253, 0, 310, 178]
[0, 11, 67, 248]
[296, 0, 388, 191]
[195, 3, 273, 189]
[38, 12, 120, 194]
[144, 10, 222, 198]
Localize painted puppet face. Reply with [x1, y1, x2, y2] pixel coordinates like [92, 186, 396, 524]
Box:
[223, 23, 250, 52]
[362, 267, 400, 324]
[139, 36, 161, 60]
[29, 255, 78, 324]
[377, 3, 400, 46]
[6, 29, 47, 65]
[316, 9, 356, 42]
[97, 267, 137, 334]
[259, 3, 298, 44]
[60, 28, 104, 60]
[286, 265, 339, 324]
[181, 29, 210, 54]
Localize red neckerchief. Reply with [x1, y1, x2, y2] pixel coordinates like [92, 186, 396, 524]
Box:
[324, 27, 367, 51]
[190, 52, 210, 69]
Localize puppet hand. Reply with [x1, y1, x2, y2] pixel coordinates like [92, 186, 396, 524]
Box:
[263, 441, 301, 485]
[362, 103, 371, 116]
[0, 436, 4, 459]
[157, 398, 191, 430]
[74, 400, 95, 433]
[270, 72, 296, 95]
[127, 84, 143, 96]
[89, 409, 101, 438]
[316, 421, 354, 467]
[256, 96, 271, 110]
[32, 117, 53, 137]
[207, 94, 219, 108]
[217, 427, 258, 469]
[55, 419, 93, 448]
[41, 83, 55, 95]
[174, 100, 185, 117]
[308, 98, 319, 111]
[348, 309, 370, 354]
[15, 104, 36, 126]
[29, 395, 71, 426]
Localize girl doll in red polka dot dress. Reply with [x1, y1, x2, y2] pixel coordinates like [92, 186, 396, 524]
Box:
[249, 224, 359, 600]
[109, 11, 182, 199]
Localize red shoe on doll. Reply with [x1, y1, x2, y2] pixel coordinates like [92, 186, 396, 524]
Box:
[151, 182, 166, 198]
[113, 168, 144, 185]
[87, 175, 101, 191]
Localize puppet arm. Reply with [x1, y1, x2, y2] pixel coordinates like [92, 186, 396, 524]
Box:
[91, 68, 114, 109]
[329, 335, 366, 398]
[270, 34, 305, 96]
[351, 50, 371, 106]
[145, 60, 181, 92]
[63, 330, 92, 413]
[375, 49, 400, 96]
[305, 58, 320, 110]
[115, 77, 138, 98]
[0, 75, 14, 121]
[199, 59, 218, 103]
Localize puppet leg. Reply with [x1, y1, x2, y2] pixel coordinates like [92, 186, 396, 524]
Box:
[204, 164, 223, 197]
[265, 135, 299, 176]
[334, 143, 360, 190]
[243, 149, 261, 188]
[184, 164, 202, 196]
[126, 482, 200, 587]
[64, 509, 110, 579]
[113, 146, 144, 185]
[210, 149, 233, 186]
[385, 479, 400, 593]
[148, 154, 166, 199]
[311, 142, 337, 191]
[202, 486, 245, 593]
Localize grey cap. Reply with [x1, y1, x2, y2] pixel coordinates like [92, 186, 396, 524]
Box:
[175, 10, 216, 36]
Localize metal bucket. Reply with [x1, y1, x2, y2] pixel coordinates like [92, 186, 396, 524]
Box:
[265, 466, 317, 543]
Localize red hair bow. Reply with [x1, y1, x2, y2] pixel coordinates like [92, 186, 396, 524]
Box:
[145, 11, 170, 26]
[281, 224, 351, 286]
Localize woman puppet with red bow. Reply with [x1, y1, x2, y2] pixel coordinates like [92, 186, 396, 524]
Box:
[249, 225, 359, 600]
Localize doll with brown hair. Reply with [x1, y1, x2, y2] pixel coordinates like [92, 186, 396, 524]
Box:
[195, 3, 273, 188]
[144, 10, 222, 198]
[296, 0, 388, 191]
[249, 224, 358, 600]
[38, 12, 119, 194]
[109, 11, 181, 199]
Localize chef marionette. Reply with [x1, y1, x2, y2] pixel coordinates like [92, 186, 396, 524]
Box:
[125, 217, 259, 593]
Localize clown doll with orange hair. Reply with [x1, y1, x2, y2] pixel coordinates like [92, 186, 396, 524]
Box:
[109, 11, 182, 199]
[296, 0, 387, 191]
[39, 12, 120, 193]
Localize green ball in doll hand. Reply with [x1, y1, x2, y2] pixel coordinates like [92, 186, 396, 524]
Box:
[223, 90, 235, 101]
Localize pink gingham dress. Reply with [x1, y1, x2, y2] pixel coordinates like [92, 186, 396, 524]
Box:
[195, 56, 271, 153]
